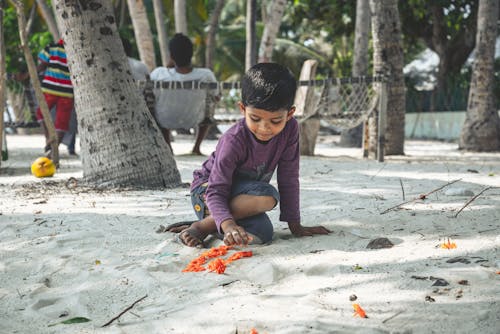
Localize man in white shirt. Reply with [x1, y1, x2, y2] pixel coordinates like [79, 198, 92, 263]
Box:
[150, 33, 218, 155]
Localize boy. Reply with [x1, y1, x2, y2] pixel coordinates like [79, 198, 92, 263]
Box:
[168, 63, 330, 247]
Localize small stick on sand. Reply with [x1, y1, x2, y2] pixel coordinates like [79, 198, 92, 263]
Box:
[399, 178, 405, 201]
[453, 186, 494, 218]
[382, 310, 405, 324]
[102, 295, 147, 327]
[380, 179, 461, 215]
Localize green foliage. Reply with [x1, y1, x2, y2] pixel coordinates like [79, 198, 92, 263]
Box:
[3, 3, 53, 75]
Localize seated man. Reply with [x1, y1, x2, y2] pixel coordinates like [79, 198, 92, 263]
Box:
[150, 33, 218, 155]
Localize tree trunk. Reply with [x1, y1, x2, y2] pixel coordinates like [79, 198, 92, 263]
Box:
[258, 0, 286, 63]
[36, 0, 60, 41]
[0, 0, 5, 166]
[153, 0, 169, 67]
[174, 0, 188, 35]
[296, 60, 319, 156]
[340, 0, 370, 148]
[14, 0, 59, 164]
[459, 0, 500, 151]
[370, 0, 405, 155]
[245, 0, 257, 71]
[205, 0, 225, 70]
[53, 0, 181, 188]
[127, 0, 156, 71]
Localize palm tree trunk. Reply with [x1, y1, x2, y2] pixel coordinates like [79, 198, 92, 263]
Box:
[258, 0, 286, 63]
[127, 0, 156, 71]
[205, 0, 225, 70]
[53, 0, 181, 188]
[0, 0, 6, 166]
[36, 0, 60, 41]
[370, 0, 405, 155]
[14, 0, 59, 164]
[245, 0, 257, 70]
[174, 0, 188, 35]
[459, 0, 500, 151]
[153, 0, 169, 67]
[340, 0, 370, 148]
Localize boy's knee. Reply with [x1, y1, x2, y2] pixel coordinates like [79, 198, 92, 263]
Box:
[256, 195, 277, 212]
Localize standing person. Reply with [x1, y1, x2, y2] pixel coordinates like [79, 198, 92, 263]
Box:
[150, 33, 218, 155]
[165, 63, 331, 247]
[20, 39, 74, 156]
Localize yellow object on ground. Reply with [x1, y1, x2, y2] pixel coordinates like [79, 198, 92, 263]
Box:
[31, 157, 56, 178]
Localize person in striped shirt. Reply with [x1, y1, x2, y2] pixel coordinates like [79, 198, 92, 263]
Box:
[37, 39, 74, 156]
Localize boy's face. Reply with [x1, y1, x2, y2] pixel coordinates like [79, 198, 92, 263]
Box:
[239, 102, 295, 142]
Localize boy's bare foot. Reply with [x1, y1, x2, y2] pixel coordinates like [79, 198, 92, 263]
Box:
[178, 227, 206, 248]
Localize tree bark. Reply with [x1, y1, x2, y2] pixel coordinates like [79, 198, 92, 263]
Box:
[296, 60, 319, 156]
[205, 0, 225, 70]
[14, 0, 59, 164]
[36, 0, 60, 41]
[0, 0, 5, 166]
[459, 0, 500, 151]
[53, 0, 181, 188]
[127, 0, 156, 71]
[370, 0, 405, 155]
[340, 0, 370, 148]
[153, 0, 169, 67]
[174, 0, 188, 35]
[258, 0, 286, 63]
[245, 0, 257, 71]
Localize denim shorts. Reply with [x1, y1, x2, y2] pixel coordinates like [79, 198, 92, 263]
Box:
[190, 180, 279, 243]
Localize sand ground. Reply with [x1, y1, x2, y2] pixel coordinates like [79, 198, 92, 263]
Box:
[0, 134, 499, 334]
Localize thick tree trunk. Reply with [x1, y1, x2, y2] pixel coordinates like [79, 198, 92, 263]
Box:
[258, 0, 286, 63]
[205, 0, 225, 70]
[153, 0, 169, 67]
[459, 0, 500, 151]
[370, 0, 405, 155]
[53, 0, 181, 188]
[127, 0, 156, 71]
[245, 0, 257, 71]
[340, 0, 370, 148]
[36, 0, 60, 41]
[174, 0, 188, 35]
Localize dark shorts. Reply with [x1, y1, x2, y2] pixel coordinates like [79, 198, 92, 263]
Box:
[191, 180, 279, 243]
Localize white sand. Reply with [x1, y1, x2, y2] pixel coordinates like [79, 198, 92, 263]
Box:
[1, 134, 499, 334]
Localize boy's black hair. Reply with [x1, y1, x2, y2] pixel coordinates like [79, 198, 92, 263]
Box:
[169, 33, 193, 67]
[241, 63, 296, 111]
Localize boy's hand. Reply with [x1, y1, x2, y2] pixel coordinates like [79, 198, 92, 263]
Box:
[221, 219, 250, 246]
[288, 222, 331, 237]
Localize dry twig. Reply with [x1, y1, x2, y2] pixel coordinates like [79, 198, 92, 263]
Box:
[102, 295, 147, 327]
[380, 179, 461, 215]
[399, 178, 405, 201]
[453, 186, 494, 218]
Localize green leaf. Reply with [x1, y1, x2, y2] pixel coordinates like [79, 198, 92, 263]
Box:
[48, 317, 91, 327]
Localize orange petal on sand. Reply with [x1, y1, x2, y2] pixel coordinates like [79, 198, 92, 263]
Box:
[201, 245, 233, 258]
[496, 271, 500, 275]
[225, 251, 253, 264]
[207, 258, 226, 274]
[440, 240, 457, 249]
[353, 303, 368, 318]
[250, 328, 258, 334]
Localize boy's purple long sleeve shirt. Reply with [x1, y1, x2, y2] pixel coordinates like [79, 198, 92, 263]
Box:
[191, 118, 300, 232]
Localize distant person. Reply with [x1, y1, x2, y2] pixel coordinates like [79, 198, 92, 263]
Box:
[16, 39, 74, 157]
[164, 63, 331, 247]
[150, 33, 218, 155]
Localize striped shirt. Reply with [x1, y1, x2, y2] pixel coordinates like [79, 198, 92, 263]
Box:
[39, 42, 73, 98]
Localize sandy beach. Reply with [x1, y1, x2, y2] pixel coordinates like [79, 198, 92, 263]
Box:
[0, 133, 499, 334]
